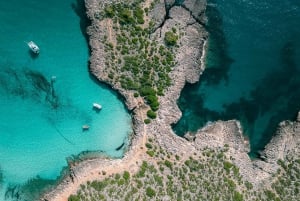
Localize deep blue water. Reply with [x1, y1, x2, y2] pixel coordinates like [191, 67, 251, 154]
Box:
[0, 0, 132, 200]
[173, 0, 300, 156]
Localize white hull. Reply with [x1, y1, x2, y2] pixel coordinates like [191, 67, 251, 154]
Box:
[93, 103, 102, 110]
[27, 41, 40, 54]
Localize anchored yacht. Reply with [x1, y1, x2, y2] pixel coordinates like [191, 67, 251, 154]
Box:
[27, 41, 40, 54]
[93, 103, 102, 110]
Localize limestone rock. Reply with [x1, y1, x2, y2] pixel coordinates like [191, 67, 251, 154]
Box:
[184, 132, 196, 141]
[183, 0, 207, 24]
[165, 0, 175, 8]
[149, 0, 166, 30]
[261, 120, 300, 164]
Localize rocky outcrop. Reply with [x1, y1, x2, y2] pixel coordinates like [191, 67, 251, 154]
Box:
[193, 121, 249, 152]
[248, 113, 300, 182]
[85, 0, 209, 157]
[165, 0, 175, 8]
[149, 0, 167, 31]
[183, 0, 207, 25]
[188, 115, 300, 187]
[189, 120, 269, 186]
[83, 0, 209, 159]
[261, 119, 300, 163]
[146, 4, 207, 156]
[86, 0, 141, 110]
[150, 1, 300, 188]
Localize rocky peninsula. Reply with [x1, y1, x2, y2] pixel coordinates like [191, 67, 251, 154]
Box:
[41, 0, 300, 200]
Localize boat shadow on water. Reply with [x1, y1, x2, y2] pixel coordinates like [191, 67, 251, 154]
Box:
[28, 50, 39, 59]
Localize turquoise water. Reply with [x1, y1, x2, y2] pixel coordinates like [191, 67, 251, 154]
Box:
[173, 0, 300, 156]
[0, 0, 132, 200]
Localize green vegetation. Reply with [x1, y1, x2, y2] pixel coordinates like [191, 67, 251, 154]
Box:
[99, 0, 177, 120]
[145, 143, 153, 149]
[147, 110, 157, 119]
[123, 171, 130, 181]
[266, 158, 300, 201]
[68, 195, 80, 201]
[133, 92, 139, 97]
[104, 6, 114, 18]
[68, 142, 300, 201]
[146, 187, 156, 197]
[164, 31, 178, 46]
[164, 160, 173, 170]
[146, 150, 155, 157]
[144, 119, 151, 124]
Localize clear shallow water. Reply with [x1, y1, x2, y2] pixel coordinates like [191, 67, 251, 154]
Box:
[0, 0, 131, 200]
[173, 0, 300, 156]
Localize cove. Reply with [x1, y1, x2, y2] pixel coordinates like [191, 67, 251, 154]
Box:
[173, 0, 300, 156]
[0, 0, 132, 200]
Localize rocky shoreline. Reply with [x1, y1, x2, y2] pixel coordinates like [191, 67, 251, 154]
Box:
[41, 0, 300, 200]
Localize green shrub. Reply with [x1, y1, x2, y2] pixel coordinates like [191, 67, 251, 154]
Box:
[145, 143, 153, 149]
[145, 95, 159, 111]
[154, 174, 163, 186]
[108, 73, 114, 79]
[146, 187, 156, 198]
[164, 31, 178, 46]
[68, 195, 80, 201]
[146, 150, 155, 157]
[245, 181, 253, 190]
[150, 101, 159, 111]
[139, 86, 156, 97]
[133, 6, 144, 24]
[118, 179, 125, 186]
[144, 7, 149, 14]
[233, 191, 244, 201]
[147, 110, 157, 119]
[264, 190, 277, 200]
[90, 180, 108, 191]
[144, 119, 151, 124]
[115, 173, 121, 180]
[223, 161, 234, 173]
[123, 171, 130, 181]
[164, 160, 173, 169]
[136, 179, 143, 188]
[119, 8, 134, 24]
[104, 6, 115, 17]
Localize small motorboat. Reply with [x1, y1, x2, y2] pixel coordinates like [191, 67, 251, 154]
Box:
[27, 41, 40, 54]
[82, 125, 89, 131]
[93, 103, 102, 110]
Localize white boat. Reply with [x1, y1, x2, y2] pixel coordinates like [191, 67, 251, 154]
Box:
[93, 103, 102, 110]
[27, 41, 40, 54]
[82, 125, 89, 130]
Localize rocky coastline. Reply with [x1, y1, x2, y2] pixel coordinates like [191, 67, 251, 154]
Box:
[41, 0, 300, 200]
